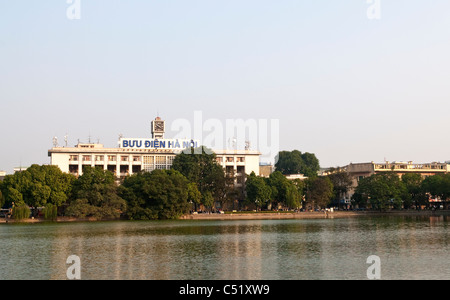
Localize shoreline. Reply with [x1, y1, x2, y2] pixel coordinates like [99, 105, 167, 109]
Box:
[181, 210, 450, 221]
[1, 210, 449, 224]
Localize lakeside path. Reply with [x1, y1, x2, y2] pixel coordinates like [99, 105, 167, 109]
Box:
[1, 210, 448, 224]
[180, 210, 450, 221]
[180, 210, 450, 220]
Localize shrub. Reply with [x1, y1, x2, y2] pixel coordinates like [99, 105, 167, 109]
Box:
[44, 203, 58, 221]
[12, 205, 31, 220]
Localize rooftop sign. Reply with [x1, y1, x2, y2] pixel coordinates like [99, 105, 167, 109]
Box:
[119, 138, 199, 150]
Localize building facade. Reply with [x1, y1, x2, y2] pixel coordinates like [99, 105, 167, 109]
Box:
[344, 161, 450, 202]
[48, 117, 261, 182]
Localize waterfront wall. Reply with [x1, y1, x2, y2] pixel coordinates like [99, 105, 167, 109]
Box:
[1, 210, 449, 223]
[180, 210, 450, 221]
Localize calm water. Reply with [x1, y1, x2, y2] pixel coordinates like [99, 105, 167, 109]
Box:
[0, 215, 449, 280]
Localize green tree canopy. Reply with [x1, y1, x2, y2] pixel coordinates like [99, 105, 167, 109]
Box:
[0, 165, 75, 208]
[353, 173, 407, 210]
[67, 167, 126, 219]
[120, 169, 193, 220]
[422, 174, 450, 203]
[172, 146, 229, 209]
[0, 185, 3, 208]
[401, 173, 427, 208]
[245, 172, 272, 210]
[275, 150, 320, 177]
[267, 171, 302, 209]
[326, 168, 353, 204]
[306, 177, 334, 209]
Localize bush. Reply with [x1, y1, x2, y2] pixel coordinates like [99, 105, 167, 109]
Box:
[12, 205, 31, 220]
[44, 203, 58, 221]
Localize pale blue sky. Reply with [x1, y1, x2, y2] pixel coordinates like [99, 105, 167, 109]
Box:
[1, 1, 450, 173]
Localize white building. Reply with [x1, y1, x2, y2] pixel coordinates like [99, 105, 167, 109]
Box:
[48, 117, 261, 182]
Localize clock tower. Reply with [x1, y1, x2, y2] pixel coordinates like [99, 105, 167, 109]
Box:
[151, 117, 165, 139]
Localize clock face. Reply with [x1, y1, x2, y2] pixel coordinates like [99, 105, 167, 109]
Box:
[154, 121, 164, 132]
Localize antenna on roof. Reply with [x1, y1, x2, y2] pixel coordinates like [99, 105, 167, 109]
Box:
[52, 136, 58, 147]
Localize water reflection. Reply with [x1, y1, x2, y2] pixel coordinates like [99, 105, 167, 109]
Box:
[0, 216, 449, 280]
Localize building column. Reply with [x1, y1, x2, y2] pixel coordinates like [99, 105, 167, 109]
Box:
[78, 155, 83, 176]
[116, 159, 120, 178]
[129, 154, 133, 176]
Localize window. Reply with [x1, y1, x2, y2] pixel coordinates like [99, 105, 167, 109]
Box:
[69, 155, 78, 162]
[226, 157, 234, 163]
[143, 165, 155, 172]
[143, 156, 155, 173]
[143, 156, 154, 164]
[108, 155, 117, 162]
[69, 165, 79, 175]
[237, 157, 245, 163]
[95, 155, 104, 162]
[226, 166, 234, 176]
[167, 156, 175, 166]
[133, 156, 141, 162]
[156, 156, 166, 164]
[216, 157, 223, 163]
[82, 155, 91, 162]
[121, 156, 129, 162]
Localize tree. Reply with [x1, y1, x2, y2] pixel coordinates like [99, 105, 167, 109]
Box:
[301, 152, 320, 178]
[401, 173, 427, 209]
[353, 173, 407, 210]
[291, 179, 305, 209]
[306, 177, 334, 210]
[67, 167, 126, 219]
[326, 168, 353, 208]
[275, 150, 320, 177]
[0, 185, 3, 208]
[0, 172, 30, 207]
[422, 175, 443, 201]
[267, 171, 302, 210]
[187, 182, 202, 209]
[422, 174, 450, 207]
[43, 203, 58, 221]
[0, 165, 75, 209]
[12, 205, 30, 220]
[245, 172, 272, 210]
[120, 169, 193, 220]
[274, 150, 304, 175]
[172, 146, 229, 209]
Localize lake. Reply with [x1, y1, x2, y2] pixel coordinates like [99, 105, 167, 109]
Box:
[0, 215, 449, 280]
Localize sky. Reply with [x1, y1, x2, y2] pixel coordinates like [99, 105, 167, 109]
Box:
[1, 0, 450, 173]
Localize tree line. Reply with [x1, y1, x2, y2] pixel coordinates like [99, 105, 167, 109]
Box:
[353, 172, 450, 210]
[1, 148, 448, 220]
[0, 147, 243, 220]
[0, 148, 334, 220]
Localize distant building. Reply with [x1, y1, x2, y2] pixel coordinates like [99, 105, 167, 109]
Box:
[0, 171, 6, 181]
[13, 167, 28, 173]
[347, 161, 449, 179]
[48, 117, 261, 185]
[259, 163, 273, 178]
[285, 174, 308, 181]
[345, 161, 450, 200]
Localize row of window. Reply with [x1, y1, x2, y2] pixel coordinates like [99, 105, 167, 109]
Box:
[70, 154, 245, 164]
[69, 155, 176, 164]
[216, 157, 246, 163]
